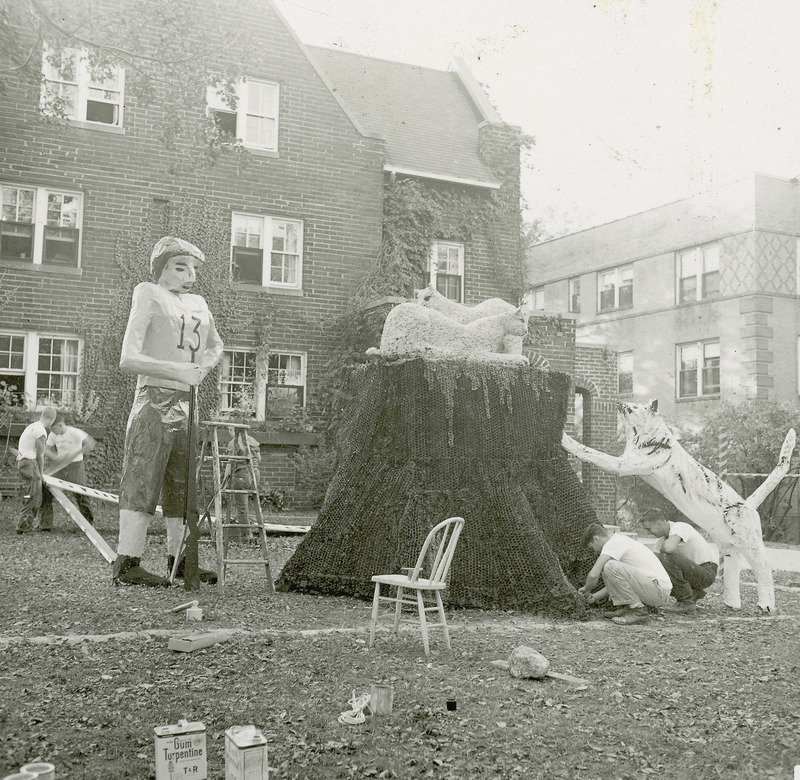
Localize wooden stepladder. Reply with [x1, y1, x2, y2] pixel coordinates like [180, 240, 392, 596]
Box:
[200, 421, 274, 595]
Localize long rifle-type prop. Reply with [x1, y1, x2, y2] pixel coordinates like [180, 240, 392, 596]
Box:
[182, 386, 201, 591]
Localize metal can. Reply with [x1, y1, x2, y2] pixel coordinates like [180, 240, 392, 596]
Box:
[154, 719, 207, 780]
[225, 725, 269, 780]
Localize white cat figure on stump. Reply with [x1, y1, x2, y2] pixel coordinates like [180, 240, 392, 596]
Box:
[561, 399, 795, 613]
[366, 302, 529, 364]
[415, 285, 523, 355]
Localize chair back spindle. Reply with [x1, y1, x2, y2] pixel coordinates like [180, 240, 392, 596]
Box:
[410, 517, 464, 584]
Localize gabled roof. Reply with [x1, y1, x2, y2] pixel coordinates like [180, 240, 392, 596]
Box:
[307, 46, 501, 189]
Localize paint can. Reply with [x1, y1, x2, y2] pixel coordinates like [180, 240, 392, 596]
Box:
[154, 719, 207, 780]
[368, 684, 394, 715]
[21, 764, 55, 778]
[186, 605, 203, 621]
[225, 725, 269, 780]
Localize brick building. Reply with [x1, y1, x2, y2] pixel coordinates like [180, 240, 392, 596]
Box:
[0, 0, 526, 501]
[525, 173, 800, 429]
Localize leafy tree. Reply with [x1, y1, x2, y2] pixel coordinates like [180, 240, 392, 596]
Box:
[0, 0, 255, 150]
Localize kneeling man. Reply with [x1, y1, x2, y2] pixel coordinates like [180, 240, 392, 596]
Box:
[579, 523, 671, 625]
[640, 509, 718, 615]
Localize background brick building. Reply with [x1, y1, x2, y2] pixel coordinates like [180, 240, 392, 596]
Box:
[0, 0, 527, 504]
[525, 173, 800, 427]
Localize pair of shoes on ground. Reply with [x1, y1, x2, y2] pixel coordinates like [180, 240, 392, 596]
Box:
[611, 606, 649, 625]
[663, 600, 697, 615]
[112, 554, 218, 588]
[167, 555, 218, 585]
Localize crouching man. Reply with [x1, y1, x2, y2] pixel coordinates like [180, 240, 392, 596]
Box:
[640, 509, 718, 615]
[579, 523, 671, 625]
[114, 236, 223, 587]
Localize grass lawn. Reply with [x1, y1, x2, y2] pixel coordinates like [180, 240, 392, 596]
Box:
[2, 499, 800, 779]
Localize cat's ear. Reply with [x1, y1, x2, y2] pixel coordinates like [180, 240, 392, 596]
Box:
[647, 399, 659, 413]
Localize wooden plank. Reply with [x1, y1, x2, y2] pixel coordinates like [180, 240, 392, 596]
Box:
[48, 485, 116, 563]
[42, 475, 168, 516]
[168, 630, 233, 652]
[43, 474, 120, 504]
[263, 523, 310, 534]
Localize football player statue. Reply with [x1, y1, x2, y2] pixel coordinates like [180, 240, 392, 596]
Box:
[113, 236, 224, 587]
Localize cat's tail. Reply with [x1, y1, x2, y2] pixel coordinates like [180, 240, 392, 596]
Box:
[745, 428, 796, 509]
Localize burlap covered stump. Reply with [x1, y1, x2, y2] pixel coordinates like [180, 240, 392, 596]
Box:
[276, 358, 597, 614]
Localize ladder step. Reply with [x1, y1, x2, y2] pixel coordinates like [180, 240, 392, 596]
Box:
[221, 522, 265, 529]
[223, 558, 272, 565]
[202, 422, 274, 595]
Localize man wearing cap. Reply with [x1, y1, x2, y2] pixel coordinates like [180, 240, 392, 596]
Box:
[114, 236, 223, 587]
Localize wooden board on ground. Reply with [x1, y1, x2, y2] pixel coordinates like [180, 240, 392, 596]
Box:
[263, 523, 310, 534]
[47, 484, 116, 563]
[168, 630, 233, 652]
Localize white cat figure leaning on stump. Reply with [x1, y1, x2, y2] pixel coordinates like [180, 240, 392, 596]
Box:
[561, 399, 796, 613]
[367, 291, 530, 364]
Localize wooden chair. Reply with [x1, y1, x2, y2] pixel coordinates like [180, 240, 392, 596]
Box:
[368, 517, 465, 656]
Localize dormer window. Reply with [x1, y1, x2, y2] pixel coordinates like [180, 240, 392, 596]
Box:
[207, 80, 279, 152]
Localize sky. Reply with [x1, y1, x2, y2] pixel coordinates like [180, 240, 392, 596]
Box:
[274, 0, 800, 237]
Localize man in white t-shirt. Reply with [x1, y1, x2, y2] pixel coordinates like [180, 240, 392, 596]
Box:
[15, 406, 57, 533]
[640, 509, 718, 615]
[41, 415, 97, 527]
[579, 523, 671, 625]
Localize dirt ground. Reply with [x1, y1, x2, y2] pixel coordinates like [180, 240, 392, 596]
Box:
[2, 501, 800, 779]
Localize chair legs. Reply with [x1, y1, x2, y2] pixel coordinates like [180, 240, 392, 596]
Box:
[369, 583, 449, 657]
[435, 590, 450, 650]
[369, 581, 381, 648]
[393, 586, 404, 633]
[417, 589, 430, 656]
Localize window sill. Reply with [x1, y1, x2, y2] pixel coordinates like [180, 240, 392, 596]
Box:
[243, 146, 279, 159]
[597, 305, 633, 315]
[676, 394, 720, 403]
[68, 119, 126, 135]
[234, 283, 303, 297]
[675, 296, 721, 307]
[252, 430, 320, 446]
[0, 260, 82, 275]
[5, 421, 105, 438]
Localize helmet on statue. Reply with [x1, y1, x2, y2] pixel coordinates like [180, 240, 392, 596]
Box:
[150, 236, 205, 280]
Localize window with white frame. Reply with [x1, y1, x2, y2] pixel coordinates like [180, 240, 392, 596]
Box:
[569, 277, 581, 313]
[219, 348, 306, 421]
[207, 79, 279, 152]
[41, 46, 124, 127]
[231, 213, 302, 288]
[678, 340, 720, 399]
[1, 184, 82, 267]
[529, 286, 545, 310]
[428, 241, 464, 302]
[267, 352, 306, 419]
[598, 264, 633, 311]
[618, 351, 633, 396]
[220, 349, 257, 416]
[677, 243, 719, 303]
[0, 332, 80, 407]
